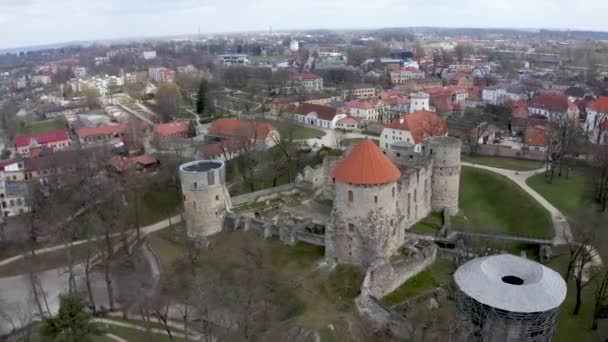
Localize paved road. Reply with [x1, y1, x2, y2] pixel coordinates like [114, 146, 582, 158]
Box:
[462, 162, 572, 245]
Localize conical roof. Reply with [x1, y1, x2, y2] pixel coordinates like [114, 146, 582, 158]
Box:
[331, 139, 401, 185]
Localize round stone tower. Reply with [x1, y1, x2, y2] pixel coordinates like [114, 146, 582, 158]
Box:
[425, 136, 461, 215]
[409, 92, 430, 113]
[327, 140, 403, 266]
[179, 160, 232, 239]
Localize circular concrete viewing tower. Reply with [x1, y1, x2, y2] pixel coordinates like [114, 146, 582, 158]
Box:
[454, 254, 567, 342]
[179, 160, 231, 239]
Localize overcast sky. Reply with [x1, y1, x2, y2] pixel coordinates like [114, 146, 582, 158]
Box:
[1, 0, 608, 49]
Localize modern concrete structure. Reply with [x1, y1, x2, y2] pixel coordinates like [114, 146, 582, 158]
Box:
[454, 254, 567, 342]
[427, 136, 461, 215]
[179, 160, 232, 239]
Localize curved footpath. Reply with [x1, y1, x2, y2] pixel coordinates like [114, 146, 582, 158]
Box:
[0, 215, 181, 268]
[462, 162, 572, 245]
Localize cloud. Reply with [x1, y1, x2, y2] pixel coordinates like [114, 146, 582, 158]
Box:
[0, 0, 607, 49]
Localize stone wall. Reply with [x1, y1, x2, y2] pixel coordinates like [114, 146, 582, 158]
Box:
[231, 183, 298, 207]
[361, 244, 437, 298]
[462, 143, 546, 161]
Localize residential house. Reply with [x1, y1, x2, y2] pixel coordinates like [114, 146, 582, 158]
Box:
[148, 67, 176, 83]
[198, 138, 248, 161]
[15, 130, 71, 157]
[344, 84, 378, 99]
[154, 121, 189, 139]
[389, 67, 424, 85]
[335, 116, 360, 130]
[528, 93, 579, 122]
[269, 94, 333, 116]
[207, 118, 280, 149]
[412, 78, 442, 91]
[294, 103, 347, 130]
[77, 124, 129, 145]
[379, 110, 448, 152]
[3, 150, 82, 182]
[345, 99, 387, 122]
[0, 174, 29, 218]
[109, 154, 159, 173]
[525, 126, 550, 153]
[289, 73, 324, 93]
[482, 86, 527, 106]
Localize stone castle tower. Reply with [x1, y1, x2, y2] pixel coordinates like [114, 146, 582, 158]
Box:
[179, 160, 232, 239]
[326, 140, 405, 266]
[426, 136, 461, 215]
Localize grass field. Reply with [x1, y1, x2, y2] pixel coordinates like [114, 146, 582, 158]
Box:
[461, 155, 544, 171]
[18, 118, 67, 135]
[254, 118, 326, 140]
[410, 212, 444, 235]
[526, 171, 586, 217]
[457, 167, 553, 237]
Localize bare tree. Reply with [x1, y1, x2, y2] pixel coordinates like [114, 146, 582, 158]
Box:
[592, 269, 608, 330]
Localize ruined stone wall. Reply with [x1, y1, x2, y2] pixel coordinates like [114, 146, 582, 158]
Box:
[425, 137, 461, 215]
[180, 162, 231, 239]
[399, 165, 433, 230]
[362, 244, 437, 298]
[327, 181, 403, 266]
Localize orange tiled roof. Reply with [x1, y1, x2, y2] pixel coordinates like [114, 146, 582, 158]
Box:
[386, 110, 447, 144]
[589, 96, 608, 113]
[331, 140, 401, 185]
[208, 118, 276, 140]
[154, 121, 189, 137]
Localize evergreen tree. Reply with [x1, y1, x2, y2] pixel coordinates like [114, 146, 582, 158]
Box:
[196, 78, 208, 115]
[42, 293, 100, 342]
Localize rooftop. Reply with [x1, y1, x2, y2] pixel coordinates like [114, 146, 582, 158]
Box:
[454, 254, 566, 313]
[331, 139, 401, 185]
[180, 160, 223, 173]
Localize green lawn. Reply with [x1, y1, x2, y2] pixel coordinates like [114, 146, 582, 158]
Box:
[461, 155, 544, 171]
[128, 184, 181, 227]
[526, 172, 586, 217]
[457, 167, 553, 238]
[18, 118, 67, 135]
[254, 118, 326, 140]
[410, 212, 444, 235]
[95, 322, 187, 342]
[383, 260, 455, 306]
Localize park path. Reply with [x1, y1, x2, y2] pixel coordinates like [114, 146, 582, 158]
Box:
[105, 333, 128, 342]
[461, 162, 572, 245]
[0, 215, 181, 268]
[93, 318, 203, 341]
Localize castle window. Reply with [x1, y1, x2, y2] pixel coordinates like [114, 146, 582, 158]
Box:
[193, 201, 196, 208]
[348, 223, 354, 232]
[374, 196, 378, 204]
[414, 189, 417, 202]
[216, 195, 220, 201]
[348, 190, 354, 202]
[392, 187, 395, 198]
[397, 180, 402, 192]
[193, 182, 197, 189]
[416, 170, 420, 183]
[332, 178, 335, 184]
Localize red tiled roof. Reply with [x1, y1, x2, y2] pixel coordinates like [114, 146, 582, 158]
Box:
[331, 140, 401, 185]
[77, 124, 129, 139]
[294, 103, 343, 121]
[511, 100, 529, 119]
[208, 119, 277, 141]
[199, 138, 247, 158]
[386, 110, 447, 144]
[110, 154, 158, 172]
[589, 96, 608, 113]
[337, 115, 359, 125]
[154, 121, 189, 137]
[529, 93, 570, 113]
[525, 127, 549, 147]
[15, 130, 70, 147]
[291, 73, 321, 80]
[345, 99, 381, 110]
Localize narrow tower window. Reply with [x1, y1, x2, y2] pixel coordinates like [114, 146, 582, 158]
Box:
[348, 190, 354, 202]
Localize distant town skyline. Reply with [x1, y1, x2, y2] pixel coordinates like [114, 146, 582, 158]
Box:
[1, 0, 608, 49]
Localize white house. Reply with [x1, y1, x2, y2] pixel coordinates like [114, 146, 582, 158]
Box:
[380, 110, 447, 152]
[482, 86, 527, 105]
[294, 103, 346, 129]
[290, 73, 324, 93]
[389, 67, 424, 85]
[345, 99, 387, 122]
